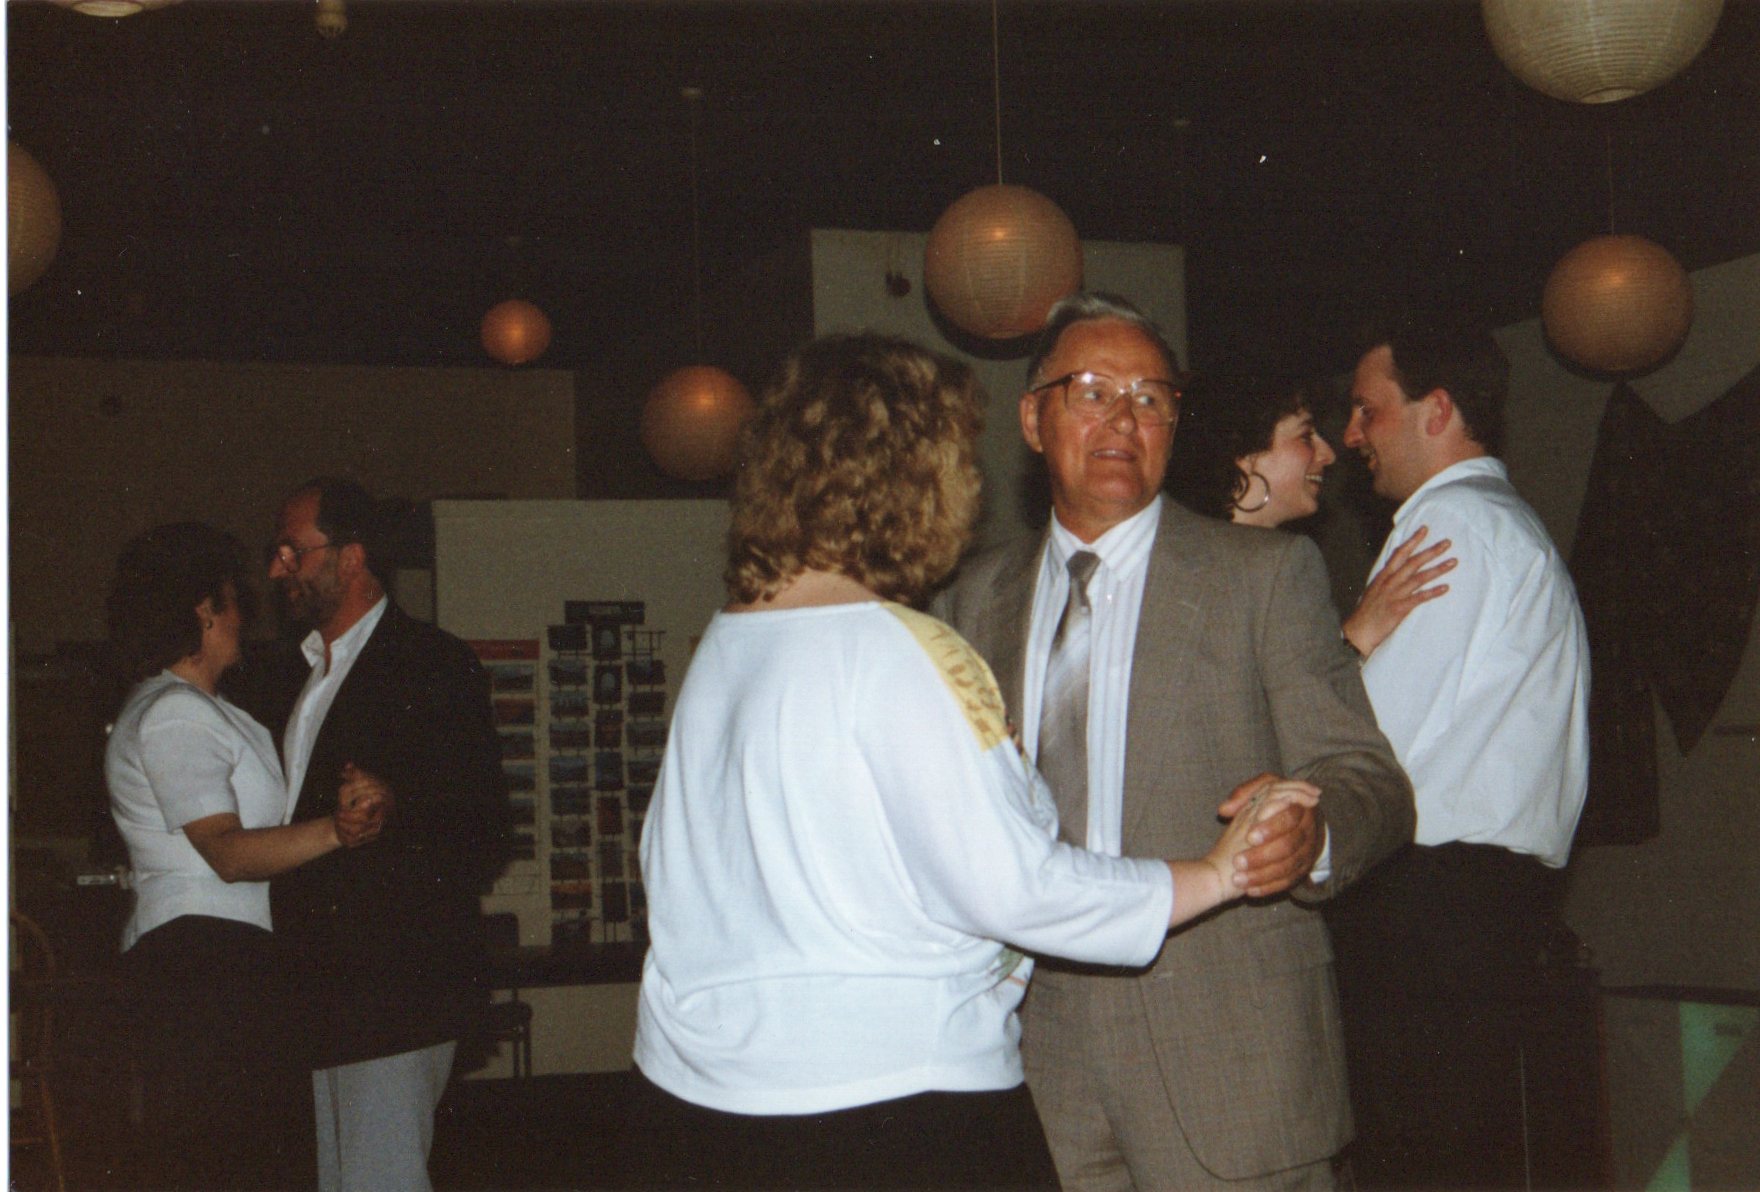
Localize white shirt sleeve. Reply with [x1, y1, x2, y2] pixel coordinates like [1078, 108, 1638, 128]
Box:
[853, 622, 1173, 967]
[136, 688, 247, 832]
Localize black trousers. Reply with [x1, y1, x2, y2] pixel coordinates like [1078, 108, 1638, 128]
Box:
[1325, 843, 1561, 1191]
[125, 915, 314, 1191]
[621, 1067, 1061, 1189]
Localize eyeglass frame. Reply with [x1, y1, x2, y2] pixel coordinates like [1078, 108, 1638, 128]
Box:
[1029, 370, 1183, 426]
[266, 540, 338, 570]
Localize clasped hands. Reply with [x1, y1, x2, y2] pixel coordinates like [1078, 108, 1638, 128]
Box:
[333, 762, 394, 848]
[1212, 772, 1325, 899]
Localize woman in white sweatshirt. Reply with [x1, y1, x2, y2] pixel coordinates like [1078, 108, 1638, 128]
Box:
[626, 334, 1314, 1189]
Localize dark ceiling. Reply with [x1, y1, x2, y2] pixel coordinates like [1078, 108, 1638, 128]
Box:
[8, 0, 1760, 380]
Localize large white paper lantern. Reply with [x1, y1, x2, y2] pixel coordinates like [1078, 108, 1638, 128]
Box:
[50, 0, 181, 14]
[481, 299, 552, 365]
[642, 366, 754, 483]
[1483, 0, 1724, 103]
[9, 143, 63, 297]
[1542, 235, 1693, 373]
[923, 184, 1082, 339]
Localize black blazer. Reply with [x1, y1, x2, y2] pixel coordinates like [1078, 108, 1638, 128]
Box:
[269, 602, 511, 1068]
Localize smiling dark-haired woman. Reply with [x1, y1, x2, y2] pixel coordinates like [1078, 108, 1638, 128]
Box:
[1166, 372, 1458, 657]
[104, 521, 384, 1189]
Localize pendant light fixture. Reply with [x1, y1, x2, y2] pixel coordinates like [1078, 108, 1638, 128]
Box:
[482, 298, 554, 366]
[1542, 127, 1693, 374]
[1483, 0, 1724, 105]
[641, 85, 754, 484]
[50, 0, 179, 15]
[8, 142, 63, 297]
[923, 1, 1082, 340]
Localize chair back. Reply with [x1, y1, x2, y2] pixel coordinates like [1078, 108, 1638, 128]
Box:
[11, 910, 58, 1071]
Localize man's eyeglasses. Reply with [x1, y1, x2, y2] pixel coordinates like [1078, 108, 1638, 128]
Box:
[266, 540, 337, 569]
[1031, 371, 1182, 427]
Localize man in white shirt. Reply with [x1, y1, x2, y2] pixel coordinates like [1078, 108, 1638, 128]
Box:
[935, 293, 1412, 1190]
[1331, 313, 1590, 1189]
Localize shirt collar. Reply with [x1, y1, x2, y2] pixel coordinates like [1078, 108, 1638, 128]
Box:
[1394, 456, 1507, 524]
[1048, 495, 1162, 580]
[300, 595, 389, 671]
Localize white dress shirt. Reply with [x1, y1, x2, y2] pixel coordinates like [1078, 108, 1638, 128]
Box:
[282, 595, 388, 821]
[1360, 457, 1590, 868]
[1022, 497, 1161, 856]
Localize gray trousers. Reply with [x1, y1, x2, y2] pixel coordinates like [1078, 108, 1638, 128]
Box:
[312, 1039, 456, 1192]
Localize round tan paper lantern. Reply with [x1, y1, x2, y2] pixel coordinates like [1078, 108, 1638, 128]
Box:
[315, 0, 346, 38]
[9, 143, 63, 297]
[642, 366, 754, 483]
[481, 299, 552, 365]
[923, 184, 1082, 339]
[1483, 0, 1724, 104]
[1542, 235, 1693, 373]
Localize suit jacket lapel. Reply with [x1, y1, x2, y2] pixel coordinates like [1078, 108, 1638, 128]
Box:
[1121, 504, 1214, 848]
[293, 605, 399, 820]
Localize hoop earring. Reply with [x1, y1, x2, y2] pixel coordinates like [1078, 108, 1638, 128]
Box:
[1232, 470, 1272, 515]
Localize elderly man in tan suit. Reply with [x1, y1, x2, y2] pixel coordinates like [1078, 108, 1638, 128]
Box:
[934, 293, 1413, 1191]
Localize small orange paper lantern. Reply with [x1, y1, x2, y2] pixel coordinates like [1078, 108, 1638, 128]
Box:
[9, 142, 63, 297]
[923, 184, 1082, 339]
[641, 366, 754, 483]
[1483, 0, 1724, 104]
[1542, 235, 1693, 374]
[481, 299, 552, 365]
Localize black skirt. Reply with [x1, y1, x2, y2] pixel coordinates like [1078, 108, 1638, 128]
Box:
[125, 913, 314, 1191]
[620, 1067, 1061, 1190]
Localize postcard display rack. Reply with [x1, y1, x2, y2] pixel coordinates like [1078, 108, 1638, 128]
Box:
[473, 599, 665, 948]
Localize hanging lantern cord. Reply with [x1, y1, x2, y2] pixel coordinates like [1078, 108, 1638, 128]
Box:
[1603, 123, 1616, 236]
[684, 85, 705, 359]
[991, 0, 1004, 186]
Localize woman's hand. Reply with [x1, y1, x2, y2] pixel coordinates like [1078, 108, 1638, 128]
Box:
[1203, 776, 1321, 899]
[1342, 525, 1455, 658]
[1167, 775, 1321, 925]
[333, 763, 392, 848]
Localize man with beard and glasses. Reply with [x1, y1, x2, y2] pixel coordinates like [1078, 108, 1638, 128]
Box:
[263, 477, 510, 1192]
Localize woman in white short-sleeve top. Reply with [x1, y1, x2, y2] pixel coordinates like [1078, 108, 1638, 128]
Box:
[624, 335, 1316, 1190]
[104, 522, 385, 1190]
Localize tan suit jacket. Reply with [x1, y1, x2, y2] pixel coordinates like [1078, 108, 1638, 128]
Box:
[933, 498, 1413, 1179]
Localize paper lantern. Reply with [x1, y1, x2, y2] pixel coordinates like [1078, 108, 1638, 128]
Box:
[315, 0, 346, 38]
[1542, 235, 1693, 373]
[50, 0, 181, 14]
[641, 366, 754, 483]
[923, 184, 1082, 339]
[480, 299, 552, 365]
[1483, 0, 1724, 104]
[9, 143, 63, 297]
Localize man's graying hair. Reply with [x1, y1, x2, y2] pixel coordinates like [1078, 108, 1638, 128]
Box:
[1026, 292, 1184, 388]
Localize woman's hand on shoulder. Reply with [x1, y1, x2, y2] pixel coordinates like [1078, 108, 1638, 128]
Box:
[1342, 525, 1456, 658]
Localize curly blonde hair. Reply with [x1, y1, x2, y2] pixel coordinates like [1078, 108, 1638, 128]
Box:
[726, 333, 983, 606]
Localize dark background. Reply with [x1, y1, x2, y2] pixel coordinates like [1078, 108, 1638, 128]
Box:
[9, 0, 1760, 384]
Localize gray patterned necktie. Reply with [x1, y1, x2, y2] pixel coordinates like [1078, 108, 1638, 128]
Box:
[1039, 550, 1100, 846]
